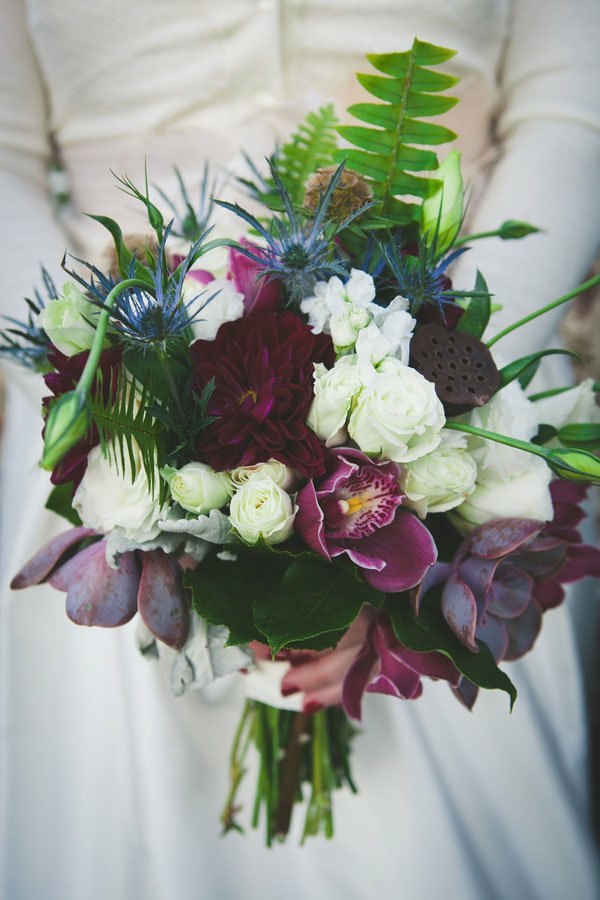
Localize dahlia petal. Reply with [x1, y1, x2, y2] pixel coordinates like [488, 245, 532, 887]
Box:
[441, 576, 478, 651]
[63, 545, 140, 627]
[138, 550, 190, 650]
[360, 512, 437, 593]
[503, 600, 543, 661]
[10, 527, 97, 589]
[468, 518, 542, 560]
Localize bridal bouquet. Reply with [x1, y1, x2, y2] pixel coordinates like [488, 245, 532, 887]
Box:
[4, 39, 600, 845]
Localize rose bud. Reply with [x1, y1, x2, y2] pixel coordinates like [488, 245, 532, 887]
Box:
[229, 477, 297, 546]
[161, 462, 233, 515]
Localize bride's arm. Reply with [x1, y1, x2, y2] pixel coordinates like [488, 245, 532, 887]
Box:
[0, 0, 69, 324]
[451, 0, 600, 359]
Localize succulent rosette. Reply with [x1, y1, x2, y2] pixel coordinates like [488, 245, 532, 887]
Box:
[3, 37, 600, 847]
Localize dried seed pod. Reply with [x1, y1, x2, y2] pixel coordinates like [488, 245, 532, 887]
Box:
[409, 323, 501, 416]
[303, 166, 372, 222]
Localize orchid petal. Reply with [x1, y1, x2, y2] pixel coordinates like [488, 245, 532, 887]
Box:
[361, 512, 437, 593]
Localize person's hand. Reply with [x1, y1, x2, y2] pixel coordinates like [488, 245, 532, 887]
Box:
[249, 606, 375, 714]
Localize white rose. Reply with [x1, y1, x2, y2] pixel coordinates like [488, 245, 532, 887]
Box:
[74, 443, 167, 542]
[39, 283, 99, 357]
[452, 458, 553, 531]
[229, 459, 297, 492]
[161, 462, 232, 515]
[184, 277, 244, 341]
[534, 378, 600, 432]
[307, 357, 363, 448]
[468, 381, 540, 484]
[229, 477, 297, 545]
[348, 357, 445, 463]
[401, 443, 478, 516]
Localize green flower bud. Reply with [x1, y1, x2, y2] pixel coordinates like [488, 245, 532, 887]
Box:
[421, 150, 464, 255]
[547, 447, 600, 484]
[498, 220, 541, 240]
[41, 391, 91, 471]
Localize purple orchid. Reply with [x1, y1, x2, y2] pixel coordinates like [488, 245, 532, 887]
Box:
[11, 528, 189, 649]
[342, 613, 461, 720]
[295, 448, 437, 593]
[228, 239, 282, 314]
[417, 481, 600, 708]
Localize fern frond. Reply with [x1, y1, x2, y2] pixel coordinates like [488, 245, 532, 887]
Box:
[90, 369, 167, 497]
[335, 38, 459, 226]
[275, 104, 340, 205]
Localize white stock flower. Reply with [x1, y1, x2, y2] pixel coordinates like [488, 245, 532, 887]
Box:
[161, 462, 232, 515]
[39, 283, 99, 357]
[307, 357, 363, 447]
[371, 296, 416, 365]
[73, 443, 167, 542]
[534, 379, 600, 432]
[229, 459, 297, 492]
[229, 477, 297, 545]
[184, 277, 244, 341]
[348, 357, 445, 463]
[301, 269, 376, 336]
[453, 460, 553, 530]
[401, 440, 478, 516]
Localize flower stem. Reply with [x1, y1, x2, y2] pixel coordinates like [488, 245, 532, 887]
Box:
[453, 228, 502, 247]
[445, 421, 550, 461]
[75, 278, 150, 396]
[486, 273, 600, 348]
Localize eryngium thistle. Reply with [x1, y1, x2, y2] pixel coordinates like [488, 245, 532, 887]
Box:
[304, 166, 373, 222]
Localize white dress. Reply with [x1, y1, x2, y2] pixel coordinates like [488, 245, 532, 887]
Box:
[1, 1, 599, 898]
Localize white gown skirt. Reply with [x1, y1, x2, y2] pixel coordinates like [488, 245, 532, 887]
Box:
[1, 373, 599, 900]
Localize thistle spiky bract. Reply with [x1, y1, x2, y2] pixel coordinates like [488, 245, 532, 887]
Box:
[0, 268, 57, 371]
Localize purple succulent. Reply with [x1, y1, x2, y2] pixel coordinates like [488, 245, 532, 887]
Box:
[342, 613, 461, 720]
[11, 529, 189, 649]
[417, 481, 600, 708]
[295, 447, 437, 593]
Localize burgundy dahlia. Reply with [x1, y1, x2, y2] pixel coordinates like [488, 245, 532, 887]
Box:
[192, 311, 334, 477]
[43, 344, 122, 487]
[295, 447, 437, 592]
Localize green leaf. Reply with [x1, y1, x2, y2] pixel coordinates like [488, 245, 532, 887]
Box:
[86, 215, 154, 286]
[557, 423, 600, 447]
[183, 553, 274, 646]
[498, 349, 582, 390]
[384, 593, 517, 709]
[532, 424, 558, 446]
[455, 270, 491, 338]
[45, 482, 82, 527]
[253, 556, 384, 654]
[335, 37, 458, 225]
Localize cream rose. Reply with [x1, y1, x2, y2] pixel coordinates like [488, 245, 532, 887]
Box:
[161, 462, 232, 515]
[39, 283, 99, 357]
[307, 357, 363, 448]
[452, 459, 553, 531]
[401, 442, 478, 516]
[348, 357, 445, 463]
[73, 443, 167, 542]
[229, 459, 297, 492]
[229, 477, 296, 545]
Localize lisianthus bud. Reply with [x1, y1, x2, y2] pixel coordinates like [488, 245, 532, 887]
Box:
[421, 150, 464, 255]
[229, 460, 297, 492]
[41, 391, 90, 471]
[38, 283, 99, 357]
[348, 357, 445, 463]
[229, 477, 296, 545]
[161, 462, 232, 514]
[547, 447, 600, 484]
[307, 357, 363, 448]
[401, 444, 478, 516]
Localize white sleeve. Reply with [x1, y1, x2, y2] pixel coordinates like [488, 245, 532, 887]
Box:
[0, 0, 68, 325]
[451, 0, 600, 359]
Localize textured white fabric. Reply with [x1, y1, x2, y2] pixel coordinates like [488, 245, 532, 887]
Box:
[1, 1, 600, 898]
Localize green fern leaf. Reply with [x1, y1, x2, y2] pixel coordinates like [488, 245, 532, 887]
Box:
[270, 104, 340, 205]
[90, 369, 167, 497]
[335, 38, 459, 226]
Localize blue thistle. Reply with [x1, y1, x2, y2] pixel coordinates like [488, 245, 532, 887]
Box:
[154, 163, 217, 243]
[381, 236, 470, 319]
[215, 161, 372, 305]
[0, 268, 57, 370]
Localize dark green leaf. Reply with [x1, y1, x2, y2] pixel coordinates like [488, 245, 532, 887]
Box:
[558, 423, 600, 446]
[45, 482, 82, 527]
[532, 424, 558, 446]
[384, 593, 517, 709]
[455, 270, 491, 338]
[498, 349, 582, 390]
